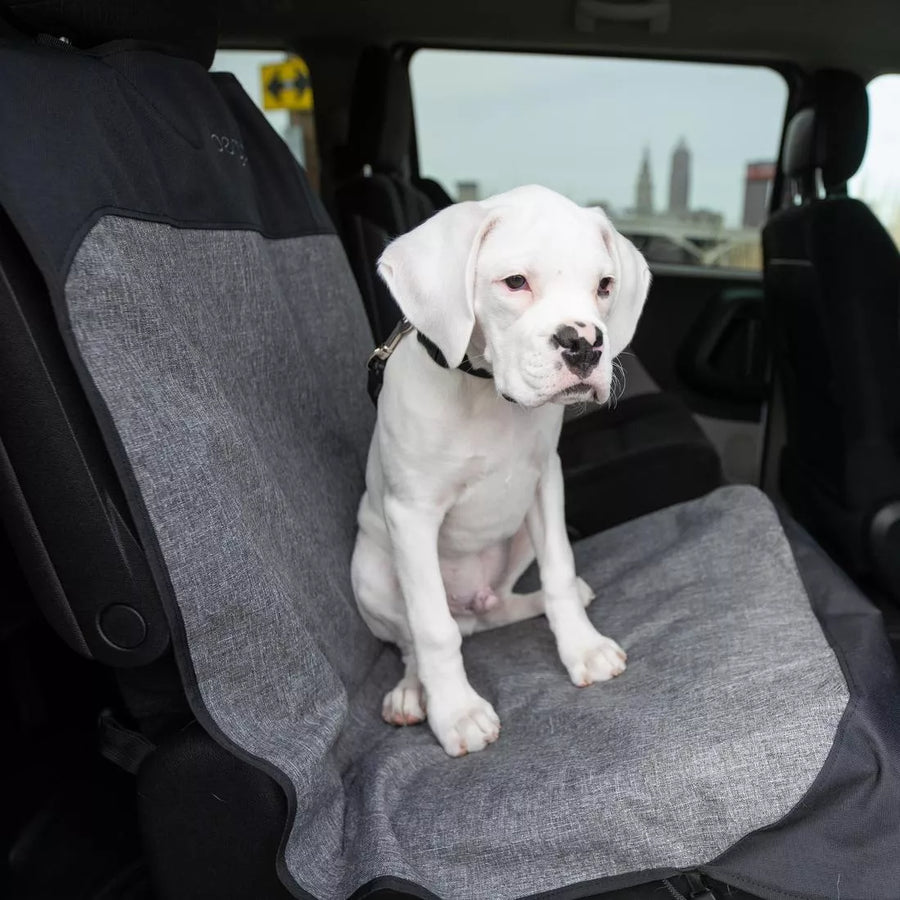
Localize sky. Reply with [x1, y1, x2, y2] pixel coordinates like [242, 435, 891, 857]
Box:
[410, 51, 787, 227]
[214, 49, 900, 234]
[849, 75, 900, 230]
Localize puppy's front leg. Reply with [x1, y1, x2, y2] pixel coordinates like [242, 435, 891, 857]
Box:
[383, 495, 500, 756]
[527, 454, 627, 686]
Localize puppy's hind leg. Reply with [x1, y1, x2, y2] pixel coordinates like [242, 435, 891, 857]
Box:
[381, 648, 426, 726]
[497, 523, 596, 605]
[457, 525, 594, 636]
[495, 523, 537, 598]
[352, 530, 426, 726]
[458, 577, 594, 636]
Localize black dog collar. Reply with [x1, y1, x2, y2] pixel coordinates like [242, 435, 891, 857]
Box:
[415, 331, 494, 381]
[366, 317, 494, 404]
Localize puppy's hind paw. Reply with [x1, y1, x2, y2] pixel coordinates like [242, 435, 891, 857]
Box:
[382, 675, 427, 726]
[576, 577, 595, 608]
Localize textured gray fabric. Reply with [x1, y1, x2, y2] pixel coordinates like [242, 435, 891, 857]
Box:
[65, 216, 848, 900]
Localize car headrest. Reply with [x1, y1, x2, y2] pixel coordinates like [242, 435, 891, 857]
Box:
[782, 69, 869, 191]
[346, 46, 413, 174]
[0, 0, 218, 68]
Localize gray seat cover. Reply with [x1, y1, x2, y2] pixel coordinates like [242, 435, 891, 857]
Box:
[62, 215, 848, 899]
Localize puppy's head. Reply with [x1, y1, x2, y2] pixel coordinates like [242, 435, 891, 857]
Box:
[377, 184, 651, 407]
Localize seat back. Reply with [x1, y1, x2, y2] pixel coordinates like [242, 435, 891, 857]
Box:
[0, 5, 179, 668]
[0, 204, 168, 667]
[0, 0, 380, 700]
[763, 69, 900, 595]
[334, 47, 452, 342]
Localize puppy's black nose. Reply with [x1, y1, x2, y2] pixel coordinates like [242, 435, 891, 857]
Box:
[551, 323, 602, 377]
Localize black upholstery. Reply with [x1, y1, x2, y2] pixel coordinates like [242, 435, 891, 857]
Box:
[336, 171, 437, 341]
[559, 393, 723, 537]
[781, 70, 869, 191]
[763, 69, 900, 599]
[138, 723, 293, 900]
[334, 47, 445, 342]
[345, 45, 415, 175]
[0, 0, 218, 67]
[0, 205, 169, 668]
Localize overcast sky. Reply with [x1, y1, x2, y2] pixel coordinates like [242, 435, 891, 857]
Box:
[410, 51, 787, 226]
[215, 49, 900, 231]
[848, 75, 900, 226]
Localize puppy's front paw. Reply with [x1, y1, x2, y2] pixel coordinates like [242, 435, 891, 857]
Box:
[562, 633, 627, 687]
[429, 691, 501, 757]
[382, 675, 427, 726]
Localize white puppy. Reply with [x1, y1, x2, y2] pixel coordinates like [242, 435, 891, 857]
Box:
[351, 185, 650, 757]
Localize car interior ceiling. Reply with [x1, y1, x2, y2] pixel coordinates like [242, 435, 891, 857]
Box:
[1, 1, 899, 899]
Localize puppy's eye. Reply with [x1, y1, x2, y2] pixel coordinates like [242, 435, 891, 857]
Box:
[504, 274, 529, 291]
[598, 276, 613, 298]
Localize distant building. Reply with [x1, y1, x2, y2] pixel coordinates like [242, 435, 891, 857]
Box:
[635, 148, 653, 215]
[668, 138, 690, 216]
[456, 180, 480, 202]
[686, 208, 723, 229]
[742, 161, 776, 227]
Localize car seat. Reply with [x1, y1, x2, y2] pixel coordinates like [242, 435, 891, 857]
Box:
[763, 69, 900, 601]
[0, 6, 899, 900]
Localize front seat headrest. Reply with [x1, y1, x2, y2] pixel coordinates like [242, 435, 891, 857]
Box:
[345, 46, 414, 175]
[0, 0, 218, 69]
[781, 68, 869, 193]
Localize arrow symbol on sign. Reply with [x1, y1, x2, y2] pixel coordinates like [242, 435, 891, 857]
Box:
[267, 75, 285, 98]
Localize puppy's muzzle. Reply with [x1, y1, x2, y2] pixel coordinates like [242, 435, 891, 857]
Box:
[551, 322, 603, 378]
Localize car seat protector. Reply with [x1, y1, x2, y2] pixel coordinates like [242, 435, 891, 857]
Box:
[2, 39, 899, 900]
[60, 215, 847, 899]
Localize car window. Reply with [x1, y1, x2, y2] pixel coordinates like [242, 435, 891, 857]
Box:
[212, 50, 319, 190]
[410, 51, 787, 272]
[849, 74, 900, 248]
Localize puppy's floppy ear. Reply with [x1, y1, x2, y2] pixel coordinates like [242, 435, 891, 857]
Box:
[592, 209, 652, 359]
[377, 202, 493, 368]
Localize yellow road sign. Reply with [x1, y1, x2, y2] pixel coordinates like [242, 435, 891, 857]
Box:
[261, 57, 313, 112]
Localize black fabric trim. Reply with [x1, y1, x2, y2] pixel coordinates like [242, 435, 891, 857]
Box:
[349, 866, 685, 900]
[522, 867, 682, 899]
[349, 875, 441, 899]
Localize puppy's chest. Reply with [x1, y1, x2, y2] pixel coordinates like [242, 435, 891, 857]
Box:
[440, 429, 549, 548]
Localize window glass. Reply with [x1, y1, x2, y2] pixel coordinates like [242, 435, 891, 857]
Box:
[410, 51, 787, 271]
[211, 50, 319, 190]
[849, 74, 900, 248]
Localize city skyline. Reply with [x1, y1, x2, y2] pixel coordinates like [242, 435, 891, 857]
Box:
[410, 50, 787, 228]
